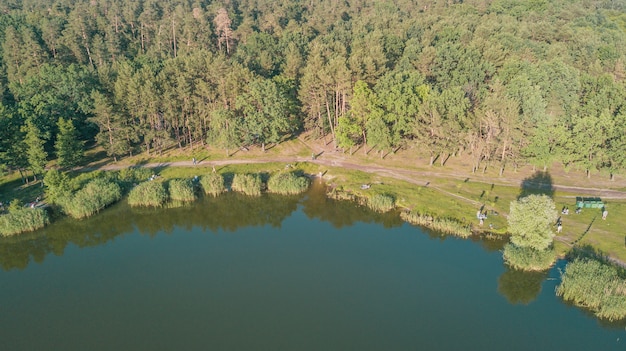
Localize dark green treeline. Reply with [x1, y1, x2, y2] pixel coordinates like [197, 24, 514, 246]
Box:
[0, 0, 625, 178]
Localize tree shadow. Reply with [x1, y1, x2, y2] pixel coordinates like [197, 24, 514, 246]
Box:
[518, 171, 555, 199]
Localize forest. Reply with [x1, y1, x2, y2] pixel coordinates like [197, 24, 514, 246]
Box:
[0, 0, 625, 180]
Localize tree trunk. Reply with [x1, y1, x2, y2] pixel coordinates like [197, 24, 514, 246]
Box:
[429, 154, 434, 166]
[262, 142, 265, 153]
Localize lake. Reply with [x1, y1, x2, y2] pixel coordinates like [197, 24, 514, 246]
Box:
[0, 181, 624, 350]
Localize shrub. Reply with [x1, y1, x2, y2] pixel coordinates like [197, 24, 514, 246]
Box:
[200, 173, 225, 196]
[367, 194, 395, 212]
[168, 179, 196, 202]
[400, 211, 472, 238]
[557, 258, 626, 321]
[0, 207, 49, 236]
[267, 172, 310, 195]
[128, 181, 168, 207]
[502, 243, 556, 271]
[60, 178, 122, 219]
[231, 173, 262, 196]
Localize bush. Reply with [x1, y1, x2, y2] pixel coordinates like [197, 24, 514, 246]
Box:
[400, 211, 472, 238]
[128, 181, 169, 207]
[267, 172, 310, 195]
[60, 178, 122, 219]
[367, 194, 395, 212]
[200, 173, 225, 196]
[231, 173, 262, 196]
[557, 258, 626, 321]
[168, 179, 196, 202]
[502, 243, 556, 271]
[0, 207, 49, 236]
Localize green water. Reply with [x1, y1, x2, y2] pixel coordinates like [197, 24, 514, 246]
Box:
[0, 182, 624, 350]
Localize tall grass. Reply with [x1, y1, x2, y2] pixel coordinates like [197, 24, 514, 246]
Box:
[200, 173, 225, 196]
[231, 173, 262, 196]
[128, 181, 169, 207]
[502, 243, 556, 271]
[0, 207, 49, 236]
[267, 172, 310, 195]
[60, 178, 122, 219]
[400, 211, 472, 238]
[367, 194, 395, 213]
[168, 179, 196, 202]
[556, 258, 626, 321]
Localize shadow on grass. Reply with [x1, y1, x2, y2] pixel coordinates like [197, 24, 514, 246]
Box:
[518, 171, 555, 199]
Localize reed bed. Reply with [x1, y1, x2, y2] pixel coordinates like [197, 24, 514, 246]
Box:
[0, 207, 49, 236]
[231, 173, 262, 196]
[502, 243, 556, 271]
[128, 181, 168, 207]
[60, 178, 122, 219]
[200, 173, 225, 196]
[367, 194, 395, 213]
[168, 179, 196, 203]
[267, 172, 310, 195]
[557, 258, 626, 321]
[400, 211, 472, 238]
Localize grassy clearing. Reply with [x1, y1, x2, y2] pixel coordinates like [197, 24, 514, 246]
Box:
[128, 181, 168, 207]
[0, 207, 49, 236]
[168, 179, 196, 203]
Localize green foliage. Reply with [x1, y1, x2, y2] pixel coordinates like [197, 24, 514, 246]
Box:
[55, 117, 84, 168]
[199, 173, 226, 197]
[231, 173, 262, 196]
[127, 181, 169, 207]
[400, 211, 472, 238]
[502, 243, 556, 271]
[168, 179, 196, 203]
[508, 195, 557, 251]
[367, 193, 395, 213]
[23, 120, 47, 180]
[43, 169, 72, 204]
[267, 172, 310, 195]
[0, 207, 49, 236]
[557, 259, 626, 321]
[59, 178, 122, 219]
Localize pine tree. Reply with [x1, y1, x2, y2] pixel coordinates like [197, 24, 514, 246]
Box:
[23, 120, 48, 182]
[55, 118, 84, 169]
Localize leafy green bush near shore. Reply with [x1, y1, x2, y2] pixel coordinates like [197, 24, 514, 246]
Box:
[401, 211, 472, 238]
[168, 179, 196, 202]
[502, 243, 556, 271]
[557, 258, 626, 321]
[128, 181, 169, 207]
[267, 172, 309, 195]
[200, 173, 225, 196]
[0, 205, 49, 236]
[60, 178, 122, 219]
[231, 173, 262, 196]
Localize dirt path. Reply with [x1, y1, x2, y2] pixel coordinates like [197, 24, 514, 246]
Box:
[96, 153, 626, 200]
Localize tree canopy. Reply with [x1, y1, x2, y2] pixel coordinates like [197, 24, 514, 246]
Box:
[0, 0, 624, 179]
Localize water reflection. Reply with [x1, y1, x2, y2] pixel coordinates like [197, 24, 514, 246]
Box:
[0, 181, 404, 271]
[497, 267, 548, 305]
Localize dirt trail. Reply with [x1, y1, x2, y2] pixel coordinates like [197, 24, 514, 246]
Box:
[96, 153, 626, 200]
